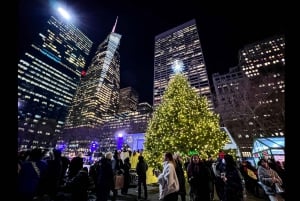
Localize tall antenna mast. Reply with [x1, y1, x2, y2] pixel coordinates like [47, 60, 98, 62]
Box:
[112, 16, 118, 33]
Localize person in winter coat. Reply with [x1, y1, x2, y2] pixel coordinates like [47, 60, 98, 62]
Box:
[257, 158, 284, 201]
[95, 152, 114, 201]
[136, 155, 148, 200]
[68, 167, 90, 201]
[187, 154, 213, 201]
[174, 153, 186, 201]
[158, 152, 179, 201]
[121, 157, 131, 195]
[221, 154, 245, 201]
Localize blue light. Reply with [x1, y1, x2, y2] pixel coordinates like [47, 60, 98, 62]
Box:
[117, 137, 124, 150]
[90, 141, 98, 152]
[56, 143, 66, 152]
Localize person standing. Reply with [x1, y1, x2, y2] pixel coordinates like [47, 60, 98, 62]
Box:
[136, 155, 148, 200]
[95, 152, 114, 201]
[68, 167, 90, 201]
[121, 157, 131, 195]
[214, 150, 226, 201]
[111, 151, 124, 200]
[68, 152, 84, 180]
[187, 154, 212, 201]
[158, 152, 179, 201]
[174, 153, 186, 201]
[221, 154, 245, 201]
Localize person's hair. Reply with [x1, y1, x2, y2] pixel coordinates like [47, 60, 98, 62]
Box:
[29, 148, 43, 161]
[191, 154, 200, 163]
[53, 149, 61, 159]
[138, 155, 144, 161]
[258, 158, 267, 165]
[165, 152, 176, 167]
[224, 154, 237, 170]
[105, 152, 113, 160]
[124, 157, 130, 163]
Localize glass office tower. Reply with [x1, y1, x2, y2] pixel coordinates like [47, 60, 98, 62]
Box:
[153, 19, 214, 109]
[18, 12, 93, 150]
[62, 20, 122, 152]
[64, 25, 122, 130]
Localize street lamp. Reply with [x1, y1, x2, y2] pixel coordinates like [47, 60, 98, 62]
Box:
[116, 131, 125, 151]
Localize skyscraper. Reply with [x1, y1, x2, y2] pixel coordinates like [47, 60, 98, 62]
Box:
[18, 9, 93, 150]
[119, 87, 139, 113]
[212, 35, 285, 155]
[64, 17, 122, 130]
[153, 19, 214, 109]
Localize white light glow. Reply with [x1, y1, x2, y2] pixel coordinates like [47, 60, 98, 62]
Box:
[57, 7, 71, 20]
[171, 59, 184, 74]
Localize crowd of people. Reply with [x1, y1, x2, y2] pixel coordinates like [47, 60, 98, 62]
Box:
[17, 148, 148, 201]
[17, 148, 286, 201]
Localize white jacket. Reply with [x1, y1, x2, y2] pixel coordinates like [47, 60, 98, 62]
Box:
[158, 161, 179, 200]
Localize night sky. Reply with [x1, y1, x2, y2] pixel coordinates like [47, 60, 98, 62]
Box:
[18, 0, 286, 104]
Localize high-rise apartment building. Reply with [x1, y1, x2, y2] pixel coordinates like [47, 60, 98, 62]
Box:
[18, 10, 93, 150]
[153, 19, 213, 109]
[64, 18, 121, 130]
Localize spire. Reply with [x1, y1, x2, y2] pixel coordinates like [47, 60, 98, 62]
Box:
[112, 16, 118, 33]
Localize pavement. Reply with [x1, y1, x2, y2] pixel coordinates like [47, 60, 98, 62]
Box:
[83, 183, 268, 201]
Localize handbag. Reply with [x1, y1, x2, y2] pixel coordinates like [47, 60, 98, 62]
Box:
[114, 174, 124, 190]
[274, 182, 284, 194]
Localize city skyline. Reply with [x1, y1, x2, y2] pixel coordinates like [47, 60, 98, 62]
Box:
[18, 0, 286, 104]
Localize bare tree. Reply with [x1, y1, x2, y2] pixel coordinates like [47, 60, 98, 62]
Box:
[215, 73, 285, 152]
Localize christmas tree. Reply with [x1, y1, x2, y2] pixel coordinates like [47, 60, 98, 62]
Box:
[144, 73, 228, 170]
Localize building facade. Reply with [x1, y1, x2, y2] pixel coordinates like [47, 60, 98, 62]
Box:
[212, 35, 285, 155]
[153, 19, 214, 109]
[238, 35, 285, 149]
[60, 102, 153, 154]
[18, 12, 93, 150]
[64, 26, 122, 130]
[118, 87, 139, 113]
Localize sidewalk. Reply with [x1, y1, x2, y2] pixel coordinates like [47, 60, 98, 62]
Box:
[86, 184, 159, 201]
[86, 183, 268, 201]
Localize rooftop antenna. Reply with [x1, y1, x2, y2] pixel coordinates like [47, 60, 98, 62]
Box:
[112, 16, 118, 33]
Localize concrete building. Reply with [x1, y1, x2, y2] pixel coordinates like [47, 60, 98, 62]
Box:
[212, 35, 285, 155]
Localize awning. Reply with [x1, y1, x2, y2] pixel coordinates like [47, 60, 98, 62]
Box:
[252, 137, 285, 154]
